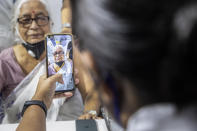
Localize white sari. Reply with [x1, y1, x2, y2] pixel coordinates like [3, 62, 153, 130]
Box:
[2, 59, 84, 124]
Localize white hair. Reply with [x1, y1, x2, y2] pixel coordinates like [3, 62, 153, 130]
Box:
[12, 0, 54, 43]
[53, 44, 64, 53]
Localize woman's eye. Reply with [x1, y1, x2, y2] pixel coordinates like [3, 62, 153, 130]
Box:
[21, 18, 31, 23]
[37, 17, 45, 20]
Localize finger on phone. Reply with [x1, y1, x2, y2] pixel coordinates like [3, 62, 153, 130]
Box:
[54, 92, 73, 99]
[48, 73, 63, 84]
[75, 78, 79, 85]
[40, 74, 47, 80]
[74, 68, 79, 75]
[64, 92, 73, 97]
[54, 93, 65, 98]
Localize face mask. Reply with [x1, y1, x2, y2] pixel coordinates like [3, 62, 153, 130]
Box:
[22, 40, 45, 60]
[55, 61, 64, 67]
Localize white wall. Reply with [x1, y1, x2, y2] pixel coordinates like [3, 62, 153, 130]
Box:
[47, 0, 63, 33]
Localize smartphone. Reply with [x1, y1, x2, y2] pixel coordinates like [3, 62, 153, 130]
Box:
[45, 33, 74, 93]
[76, 120, 98, 131]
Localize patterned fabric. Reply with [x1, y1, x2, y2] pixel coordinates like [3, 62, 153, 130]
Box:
[1, 59, 45, 123]
[1, 59, 84, 124]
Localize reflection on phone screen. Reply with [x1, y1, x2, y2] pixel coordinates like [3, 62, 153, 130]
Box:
[46, 34, 74, 92]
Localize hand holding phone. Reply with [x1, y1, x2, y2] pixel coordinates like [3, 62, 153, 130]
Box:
[46, 33, 75, 93]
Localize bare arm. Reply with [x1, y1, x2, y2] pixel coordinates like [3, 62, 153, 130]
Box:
[16, 74, 63, 131]
[61, 0, 72, 33]
[73, 46, 101, 119]
[16, 105, 46, 131]
[61, 0, 101, 119]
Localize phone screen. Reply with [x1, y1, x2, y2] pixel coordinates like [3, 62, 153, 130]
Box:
[76, 120, 98, 131]
[46, 34, 74, 92]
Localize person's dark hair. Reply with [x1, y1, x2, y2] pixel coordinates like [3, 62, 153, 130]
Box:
[67, 41, 73, 59]
[72, 0, 197, 107]
[67, 41, 72, 50]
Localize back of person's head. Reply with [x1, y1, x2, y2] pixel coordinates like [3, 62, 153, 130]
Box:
[73, 0, 197, 111]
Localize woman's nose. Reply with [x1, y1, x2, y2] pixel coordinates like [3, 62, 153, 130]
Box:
[29, 20, 39, 29]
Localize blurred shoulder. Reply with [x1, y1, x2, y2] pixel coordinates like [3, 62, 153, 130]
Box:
[0, 47, 14, 62]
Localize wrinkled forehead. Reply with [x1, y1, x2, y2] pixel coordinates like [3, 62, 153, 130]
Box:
[19, 0, 48, 17]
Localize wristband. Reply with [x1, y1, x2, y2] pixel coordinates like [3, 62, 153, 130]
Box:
[85, 110, 97, 116]
[21, 100, 47, 117]
[62, 23, 71, 28]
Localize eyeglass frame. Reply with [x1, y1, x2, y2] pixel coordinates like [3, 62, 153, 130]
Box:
[53, 51, 65, 56]
[17, 15, 50, 28]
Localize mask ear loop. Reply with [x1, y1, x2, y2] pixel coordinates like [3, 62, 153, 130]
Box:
[105, 72, 122, 125]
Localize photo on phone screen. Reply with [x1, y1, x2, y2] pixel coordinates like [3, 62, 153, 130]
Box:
[46, 34, 74, 92]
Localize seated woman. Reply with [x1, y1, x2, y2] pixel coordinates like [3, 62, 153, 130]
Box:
[0, 0, 85, 124]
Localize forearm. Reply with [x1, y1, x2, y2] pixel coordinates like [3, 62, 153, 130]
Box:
[61, 0, 72, 33]
[73, 47, 101, 112]
[79, 90, 101, 119]
[84, 90, 101, 113]
[73, 45, 88, 101]
[16, 73, 61, 131]
[16, 105, 46, 131]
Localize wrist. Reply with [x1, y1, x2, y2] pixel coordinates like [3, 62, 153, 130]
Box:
[32, 94, 44, 102]
[84, 110, 97, 116]
[21, 100, 47, 117]
[32, 94, 48, 109]
[61, 28, 72, 33]
[62, 22, 72, 28]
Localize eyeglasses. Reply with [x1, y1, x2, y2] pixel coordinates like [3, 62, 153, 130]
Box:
[54, 51, 64, 56]
[17, 16, 49, 28]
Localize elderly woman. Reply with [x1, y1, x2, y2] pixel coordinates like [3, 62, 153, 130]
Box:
[0, 0, 85, 124]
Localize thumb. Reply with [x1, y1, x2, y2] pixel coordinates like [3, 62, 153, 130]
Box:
[47, 73, 63, 84]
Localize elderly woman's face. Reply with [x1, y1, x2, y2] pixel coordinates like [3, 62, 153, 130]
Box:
[18, 1, 50, 44]
[54, 47, 65, 62]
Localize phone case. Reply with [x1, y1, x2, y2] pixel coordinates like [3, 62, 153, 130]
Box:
[45, 33, 75, 93]
[76, 120, 98, 131]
